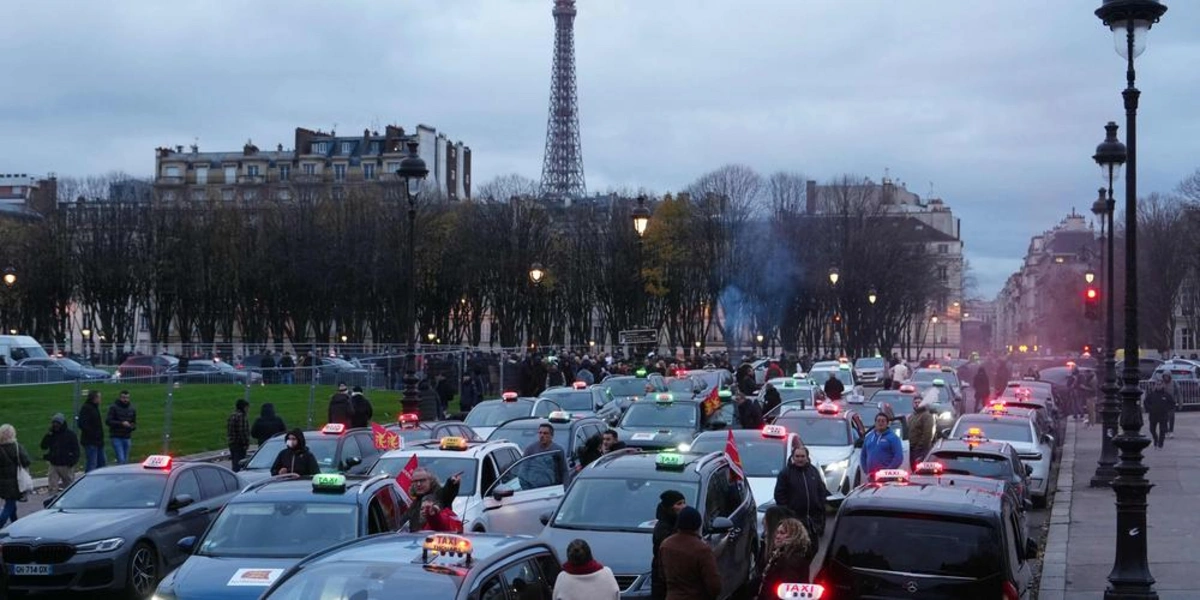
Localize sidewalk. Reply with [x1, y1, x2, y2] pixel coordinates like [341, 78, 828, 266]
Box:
[1039, 412, 1200, 599]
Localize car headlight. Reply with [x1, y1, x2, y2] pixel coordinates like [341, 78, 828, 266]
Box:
[676, 443, 691, 452]
[938, 412, 953, 422]
[75, 537, 125, 553]
[822, 459, 849, 474]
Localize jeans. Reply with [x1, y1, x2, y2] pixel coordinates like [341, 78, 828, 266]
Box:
[1168, 409, 1176, 433]
[111, 437, 132, 464]
[282, 372, 294, 385]
[1149, 414, 1169, 448]
[0, 498, 17, 526]
[230, 445, 248, 472]
[84, 444, 107, 472]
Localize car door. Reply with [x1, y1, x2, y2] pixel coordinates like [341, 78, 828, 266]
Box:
[480, 452, 565, 535]
[472, 550, 559, 600]
[154, 470, 210, 569]
[347, 433, 379, 474]
[702, 466, 755, 593]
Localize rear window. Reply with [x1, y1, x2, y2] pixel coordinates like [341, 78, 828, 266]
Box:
[831, 513, 1001, 578]
[954, 420, 1033, 444]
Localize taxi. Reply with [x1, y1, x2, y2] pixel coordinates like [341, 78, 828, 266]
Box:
[259, 533, 563, 600]
[369, 437, 562, 536]
[539, 450, 758, 598]
[153, 473, 405, 600]
[922, 430, 1033, 510]
[385, 413, 482, 444]
[909, 367, 966, 405]
[598, 373, 668, 415]
[241, 423, 382, 484]
[663, 374, 711, 402]
[538, 380, 614, 420]
[762, 377, 826, 409]
[866, 387, 920, 419]
[462, 392, 562, 439]
[908, 380, 959, 425]
[486, 412, 608, 471]
[771, 401, 865, 498]
[948, 407, 1054, 507]
[0, 456, 240, 598]
[806, 363, 866, 404]
[818, 467, 1035, 599]
[614, 394, 711, 451]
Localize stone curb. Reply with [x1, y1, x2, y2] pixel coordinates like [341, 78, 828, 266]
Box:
[31, 448, 231, 493]
[1036, 419, 1077, 600]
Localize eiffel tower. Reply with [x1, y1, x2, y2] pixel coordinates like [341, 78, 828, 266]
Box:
[538, 0, 586, 203]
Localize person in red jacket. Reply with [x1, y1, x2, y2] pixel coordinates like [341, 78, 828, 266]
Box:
[418, 498, 463, 533]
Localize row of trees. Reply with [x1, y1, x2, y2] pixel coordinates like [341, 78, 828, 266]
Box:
[0, 166, 953, 358]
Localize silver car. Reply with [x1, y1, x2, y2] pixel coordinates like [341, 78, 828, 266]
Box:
[949, 412, 1055, 507]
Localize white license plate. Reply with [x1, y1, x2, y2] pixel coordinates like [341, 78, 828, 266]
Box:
[11, 564, 52, 576]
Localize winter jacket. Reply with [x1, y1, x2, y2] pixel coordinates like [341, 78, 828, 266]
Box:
[773, 462, 829, 537]
[862, 428, 904, 475]
[404, 477, 461, 531]
[660, 531, 722, 600]
[227, 409, 250, 449]
[823, 377, 845, 400]
[973, 367, 991, 403]
[77, 401, 104, 446]
[327, 393, 354, 427]
[417, 506, 464, 533]
[554, 563, 621, 600]
[736, 400, 764, 430]
[349, 393, 374, 429]
[762, 387, 782, 416]
[0, 442, 31, 500]
[651, 506, 678, 600]
[270, 429, 321, 476]
[758, 544, 811, 599]
[250, 403, 287, 446]
[41, 427, 80, 467]
[908, 409, 935, 451]
[1144, 388, 1174, 419]
[106, 401, 137, 439]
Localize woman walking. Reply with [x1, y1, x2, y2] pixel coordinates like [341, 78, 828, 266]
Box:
[0, 424, 33, 526]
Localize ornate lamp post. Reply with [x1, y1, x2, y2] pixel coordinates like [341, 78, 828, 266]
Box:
[827, 267, 839, 286]
[867, 289, 877, 305]
[397, 141, 428, 415]
[1095, 1, 1167, 597]
[631, 196, 652, 331]
[529, 263, 546, 285]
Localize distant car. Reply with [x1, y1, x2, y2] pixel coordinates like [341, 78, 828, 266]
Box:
[663, 375, 710, 402]
[538, 382, 614, 419]
[807, 365, 867, 403]
[165, 359, 264, 384]
[384, 416, 481, 444]
[1114, 357, 1163, 382]
[462, 394, 562, 439]
[853, 357, 888, 385]
[948, 411, 1054, 507]
[13, 357, 110, 381]
[597, 374, 668, 416]
[116, 354, 179, 382]
[240, 424, 382, 484]
[487, 413, 606, 468]
[615, 395, 713, 451]
[771, 402, 866, 498]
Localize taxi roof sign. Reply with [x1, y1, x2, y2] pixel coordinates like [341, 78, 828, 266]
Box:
[718, 389, 732, 399]
[398, 413, 420, 428]
[655, 392, 673, 403]
[656, 452, 687, 470]
[931, 378, 946, 387]
[914, 461, 944, 475]
[898, 384, 917, 394]
[635, 368, 648, 377]
[321, 423, 346, 435]
[142, 455, 172, 470]
[440, 436, 469, 451]
[838, 363, 851, 371]
[776, 582, 826, 599]
[873, 468, 910, 484]
[312, 473, 347, 493]
[816, 401, 840, 415]
[762, 424, 787, 439]
[501, 391, 519, 401]
[422, 533, 474, 565]
[572, 380, 588, 389]
[985, 402, 1008, 415]
[548, 410, 572, 423]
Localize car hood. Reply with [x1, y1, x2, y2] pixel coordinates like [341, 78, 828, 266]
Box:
[541, 525, 652, 579]
[806, 446, 853, 468]
[162, 555, 296, 599]
[238, 468, 273, 486]
[472, 426, 497, 439]
[618, 426, 693, 449]
[1, 508, 157, 543]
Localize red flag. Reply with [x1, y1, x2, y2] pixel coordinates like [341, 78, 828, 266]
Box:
[395, 454, 420, 507]
[724, 429, 744, 483]
[370, 422, 402, 451]
[702, 385, 721, 417]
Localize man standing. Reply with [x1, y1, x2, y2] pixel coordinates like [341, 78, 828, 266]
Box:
[106, 390, 137, 464]
[435, 374, 455, 417]
[733, 392, 764, 429]
[279, 352, 295, 385]
[659, 506, 721, 600]
[972, 364, 991, 414]
[41, 413, 79, 492]
[773, 444, 829, 544]
[523, 423, 569, 482]
[77, 390, 105, 472]
[227, 399, 250, 472]
[907, 402, 935, 469]
[890, 359, 910, 389]
[860, 413, 904, 479]
[327, 382, 354, 427]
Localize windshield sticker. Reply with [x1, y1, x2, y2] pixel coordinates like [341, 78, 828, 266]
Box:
[228, 568, 284, 587]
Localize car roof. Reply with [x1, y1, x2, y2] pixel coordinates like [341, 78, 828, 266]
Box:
[956, 413, 1034, 427]
[931, 439, 1015, 456]
[843, 481, 1004, 518]
[378, 440, 517, 460]
[92, 459, 213, 476]
[235, 474, 390, 504]
[580, 449, 720, 481]
[492, 416, 604, 429]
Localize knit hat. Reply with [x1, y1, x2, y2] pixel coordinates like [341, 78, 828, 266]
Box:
[659, 489, 685, 507]
[51, 413, 66, 425]
[676, 506, 702, 532]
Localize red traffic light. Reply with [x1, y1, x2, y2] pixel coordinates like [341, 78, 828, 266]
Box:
[1086, 287, 1098, 300]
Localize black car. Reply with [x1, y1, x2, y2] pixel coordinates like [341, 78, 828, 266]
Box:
[0, 456, 241, 597]
[597, 374, 668, 416]
[260, 533, 562, 599]
[615, 396, 715, 451]
[13, 357, 110, 381]
[922, 437, 1033, 510]
[385, 415, 482, 444]
[164, 359, 263, 385]
[538, 382, 614, 420]
[817, 469, 1036, 599]
[539, 449, 759, 598]
[240, 424, 383, 483]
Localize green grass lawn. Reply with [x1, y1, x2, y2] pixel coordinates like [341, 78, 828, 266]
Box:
[0, 382, 458, 477]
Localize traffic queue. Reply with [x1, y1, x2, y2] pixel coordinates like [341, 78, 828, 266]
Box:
[0, 355, 1065, 600]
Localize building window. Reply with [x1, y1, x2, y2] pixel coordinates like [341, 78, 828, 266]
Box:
[247, 165, 260, 177]
[190, 189, 205, 201]
[340, 142, 353, 155]
[312, 142, 329, 154]
[938, 243, 948, 254]
[222, 189, 234, 201]
[162, 190, 177, 201]
[1183, 328, 1196, 350]
[195, 166, 208, 184]
[332, 187, 346, 201]
[279, 165, 290, 181]
[363, 164, 376, 180]
[386, 162, 400, 174]
[302, 164, 315, 176]
[244, 189, 258, 201]
[938, 266, 948, 282]
[164, 165, 181, 177]
[369, 142, 380, 154]
[224, 166, 236, 183]
[334, 164, 347, 182]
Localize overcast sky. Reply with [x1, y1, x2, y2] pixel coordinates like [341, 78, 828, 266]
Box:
[2, 0, 1198, 297]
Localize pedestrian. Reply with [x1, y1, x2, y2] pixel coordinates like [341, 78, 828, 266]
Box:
[270, 429, 320, 476]
[660, 506, 721, 600]
[279, 352, 296, 385]
[250, 402, 287, 446]
[1145, 379, 1174, 449]
[890, 359, 910, 389]
[227, 399, 250, 472]
[757, 517, 813, 598]
[773, 444, 829, 545]
[907, 401, 935, 470]
[761, 384, 783, 417]
[105, 390, 137, 464]
[435, 374, 455, 416]
[972, 364, 991, 413]
[349, 386, 374, 429]
[523, 423, 570, 482]
[459, 375, 479, 413]
[404, 468, 462, 531]
[1161, 373, 1179, 438]
[260, 351, 277, 385]
[861, 412, 904, 479]
[553, 538, 621, 600]
[327, 382, 355, 427]
[823, 375, 845, 402]
[601, 429, 626, 454]
[734, 391, 764, 429]
[418, 376, 442, 421]
[77, 389, 106, 472]
[0, 424, 32, 526]
[651, 490, 687, 600]
[993, 360, 1012, 397]
[40, 413, 79, 492]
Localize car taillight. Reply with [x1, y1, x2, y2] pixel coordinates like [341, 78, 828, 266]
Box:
[1003, 580, 1019, 600]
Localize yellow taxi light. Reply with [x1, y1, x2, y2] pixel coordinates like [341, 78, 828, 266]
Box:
[762, 425, 787, 439]
[321, 423, 346, 435]
[440, 436, 469, 451]
[142, 455, 172, 470]
[423, 533, 472, 557]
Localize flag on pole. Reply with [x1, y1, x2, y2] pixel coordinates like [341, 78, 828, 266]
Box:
[724, 429, 744, 484]
[370, 422, 402, 451]
[395, 454, 420, 507]
[702, 385, 721, 417]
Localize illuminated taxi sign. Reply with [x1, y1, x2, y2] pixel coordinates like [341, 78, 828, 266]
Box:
[718, 390, 732, 399]
[656, 452, 687, 470]
[440, 436, 470, 451]
[142, 455, 172, 470]
[928, 363, 941, 370]
[572, 380, 588, 389]
[398, 413, 420, 429]
[838, 357, 849, 364]
[548, 411, 572, 423]
[961, 427, 990, 446]
[501, 391, 519, 402]
[914, 461, 944, 475]
[873, 468, 910, 484]
[762, 425, 787, 439]
[321, 423, 346, 435]
[941, 366, 955, 373]
[931, 378, 946, 387]
[312, 473, 347, 493]
[776, 582, 826, 599]
[781, 378, 797, 388]
[422, 534, 473, 564]
[838, 363, 851, 371]
[815, 401, 840, 415]
[898, 384, 917, 394]
[635, 368, 648, 377]
[985, 402, 1008, 415]
[655, 393, 674, 403]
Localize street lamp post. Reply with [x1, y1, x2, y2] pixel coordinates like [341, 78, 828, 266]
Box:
[1, 267, 14, 288]
[528, 263, 545, 348]
[1095, 1, 1167, 597]
[631, 195, 652, 333]
[1092, 123, 1126, 491]
[397, 140, 428, 415]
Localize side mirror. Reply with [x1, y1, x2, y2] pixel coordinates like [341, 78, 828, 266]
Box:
[42, 494, 59, 509]
[539, 511, 553, 526]
[343, 456, 362, 469]
[177, 536, 197, 554]
[1042, 434, 1054, 445]
[1025, 464, 1034, 476]
[237, 457, 251, 469]
[1025, 538, 1038, 560]
[853, 438, 864, 449]
[940, 428, 952, 440]
[492, 488, 515, 501]
[168, 494, 195, 512]
[709, 516, 735, 534]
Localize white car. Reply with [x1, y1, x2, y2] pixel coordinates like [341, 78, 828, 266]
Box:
[771, 402, 865, 500]
[462, 393, 563, 439]
[853, 357, 888, 386]
[807, 365, 867, 404]
[368, 437, 565, 535]
[949, 411, 1055, 507]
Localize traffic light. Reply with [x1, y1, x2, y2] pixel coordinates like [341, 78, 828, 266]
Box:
[1084, 286, 1099, 320]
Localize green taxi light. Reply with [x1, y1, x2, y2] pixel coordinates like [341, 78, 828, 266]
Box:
[782, 379, 796, 388]
[636, 368, 648, 377]
[656, 453, 686, 470]
[932, 378, 946, 387]
[312, 473, 347, 493]
[838, 363, 851, 370]
[718, 390, 732, 399]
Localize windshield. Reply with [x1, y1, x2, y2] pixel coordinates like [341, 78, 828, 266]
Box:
[11, 345, 48, 360]
[602, 378, 651, 397]
[953, 420, 1033, 444]
[52, 358, 84, 370]
[263, 560, 459, 600]
[539, 390, 596, 412]
[553, 478, 699, 531]
[691, 371, 728, 391]
[665, 378, 695, 394]
[370, 455, 478, 496]
[620, 402, 697, 428]
[55, 473, 165, 509]
[927, 452, 1014, 479]
[488, 422, 571, 450]
[464, 401, 533, 427]
[247, 436, 340, 473]
[198, 502, 357, 558]
[871, 393, 916, 415]
[831, 513, 1001, 578]
[773, 415, 850, 446]
[856, 358, 885, 369]
[912, 370, 960, 388]
[690, 436, 785, 478]
[808, 369, 853, 387]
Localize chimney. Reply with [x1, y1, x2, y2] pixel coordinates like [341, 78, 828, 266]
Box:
[277, 143, 283, 152]
[295, 128, 314, 157]
[175, 145, 184, 153]
[243, 140, 258, 156]
[805, 180, 818, 215]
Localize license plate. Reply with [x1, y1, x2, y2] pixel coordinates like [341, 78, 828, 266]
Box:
[11, 564, 52, 576]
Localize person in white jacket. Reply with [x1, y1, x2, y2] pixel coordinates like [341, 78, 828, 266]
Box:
[554, 539, 620, 600]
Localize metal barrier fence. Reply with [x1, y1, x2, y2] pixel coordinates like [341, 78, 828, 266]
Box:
[1137, 379, 1200, 408]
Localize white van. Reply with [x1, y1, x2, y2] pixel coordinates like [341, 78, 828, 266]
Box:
[0, 335, 49, 367]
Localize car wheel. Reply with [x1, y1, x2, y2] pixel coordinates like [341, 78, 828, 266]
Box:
[126, 541, 159, 599]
